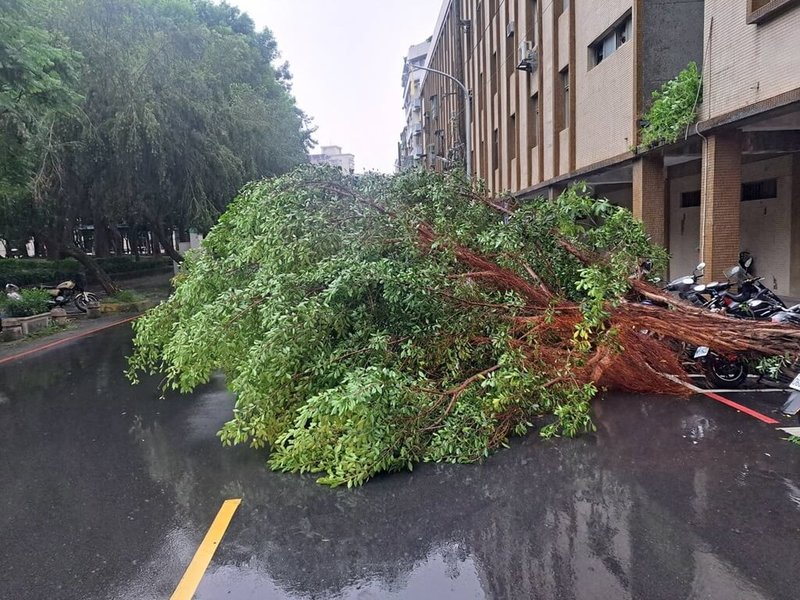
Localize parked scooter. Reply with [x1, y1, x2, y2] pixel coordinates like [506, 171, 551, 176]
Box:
[664, 262, 707, 305]
[691, 259, 800, 410]
[37, 280, 99, 313]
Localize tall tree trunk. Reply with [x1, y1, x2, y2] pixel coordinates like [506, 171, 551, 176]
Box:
[93, 218, 111, 257]
[131, 228, 140, 260]
[62, 244, 119, 295]
[149, 220, 184, 263]
[33, 235, 46, 257]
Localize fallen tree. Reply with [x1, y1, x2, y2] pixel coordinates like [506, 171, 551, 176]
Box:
[127, 167, 800, 486]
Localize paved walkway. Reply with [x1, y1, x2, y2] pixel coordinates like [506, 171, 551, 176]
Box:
[0, 313, 139, 364]
[0, 271, 172, 363]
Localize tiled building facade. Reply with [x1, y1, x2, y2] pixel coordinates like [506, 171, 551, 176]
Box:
[417, 0, 800, 296]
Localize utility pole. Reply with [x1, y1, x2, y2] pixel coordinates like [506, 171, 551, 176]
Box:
[409, 64, 472, 179]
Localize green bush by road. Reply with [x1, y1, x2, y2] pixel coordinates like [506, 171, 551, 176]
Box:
[0, 256, 172, 286]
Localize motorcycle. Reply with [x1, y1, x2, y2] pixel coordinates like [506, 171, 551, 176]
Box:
[664, 261, 707, 305]
[37, 280, 99, 313]
[691, 262, 800, 411]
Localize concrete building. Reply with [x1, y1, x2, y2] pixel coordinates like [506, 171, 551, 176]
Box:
[398, 38, 432, 171]
[417, 0, 800, 297]
[310, 145, 355, 174]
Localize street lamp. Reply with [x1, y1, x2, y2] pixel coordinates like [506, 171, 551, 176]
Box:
[408, 64, 472, 179]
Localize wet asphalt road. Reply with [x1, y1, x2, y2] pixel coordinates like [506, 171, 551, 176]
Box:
[1, 325, 799, 600]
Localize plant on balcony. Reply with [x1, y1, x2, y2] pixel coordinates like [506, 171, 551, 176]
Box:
[640, 62, 702, 148]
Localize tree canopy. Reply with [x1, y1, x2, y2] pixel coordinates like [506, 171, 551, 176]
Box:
[0, 0, 311, 289]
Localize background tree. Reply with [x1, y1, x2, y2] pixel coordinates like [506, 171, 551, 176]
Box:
[1, 0, 312, 292]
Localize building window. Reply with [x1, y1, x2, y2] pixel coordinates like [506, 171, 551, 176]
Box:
[561, 0, 569, 13]
[747, 0, 800, 24]
[742, 179, 778, 201]
[492, 128, 499, 171]
[560, 68, 570, 130]
[508, 114, 517, 161]
[529, 92, 539, 148]
[590, 13, 632, 67]
[429, 94, 439, 120]
[681, 190, 701, 208]
[491, 52, 499, 96]
[530, 0, 538, 47]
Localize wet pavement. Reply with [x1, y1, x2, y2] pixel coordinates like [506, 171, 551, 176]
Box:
[1, 325, 799, 600]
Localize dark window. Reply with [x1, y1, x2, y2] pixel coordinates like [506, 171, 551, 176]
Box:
[742, 178, 777, 201]
[529, 92, 539, 147]
[590, 14, 632, 68]
[745, 0, 799, 24]
[492, 128, 499, 171]
[561, 68, 570, 130]
[508, 114, 517, 160]
[491, 52, 498, 96]
[429, 95, 439, 120]
[681, 190, 701, 208]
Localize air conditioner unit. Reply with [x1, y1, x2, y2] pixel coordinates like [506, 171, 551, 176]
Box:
[517, 41, 538, 73]
[506, 20, 515, 38]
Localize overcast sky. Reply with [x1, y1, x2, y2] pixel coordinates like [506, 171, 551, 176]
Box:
[230, 1, 443, 173]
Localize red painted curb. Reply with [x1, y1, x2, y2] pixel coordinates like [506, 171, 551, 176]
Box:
[702, 390, 780, 425]
[0, 315, 138, 366]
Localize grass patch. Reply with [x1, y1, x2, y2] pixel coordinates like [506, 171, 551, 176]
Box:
[104, 289, 144, 304]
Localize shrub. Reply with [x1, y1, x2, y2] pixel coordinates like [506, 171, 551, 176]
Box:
[640, 62, 702, 148]
[0, 256, 172, 286]
[0, 289, 52, 317]
[0, 259, 82, 287]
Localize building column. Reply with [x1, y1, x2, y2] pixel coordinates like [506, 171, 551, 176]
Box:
[632, 154, 667, 247]
[700, 131, 741, 282]
[791, 154, 800, 298]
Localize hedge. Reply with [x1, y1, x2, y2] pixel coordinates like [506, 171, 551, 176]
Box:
[0, 289, 52, 317]
[0, 256, 173, 287]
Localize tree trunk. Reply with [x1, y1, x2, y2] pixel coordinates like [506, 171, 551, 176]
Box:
[131, 228, 140, 260]
[93, 218, 111, 257]
[62, 244, 119, 295]
[33, 236, 46, 257]
[149, 221, 184, 263]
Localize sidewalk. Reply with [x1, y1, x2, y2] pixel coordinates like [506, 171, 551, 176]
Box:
[0, 271, 172, 364]
[0, 313, 139, 364]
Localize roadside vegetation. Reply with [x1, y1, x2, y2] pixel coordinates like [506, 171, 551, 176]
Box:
[1, 0, 311, 293]
[0, 288, 50, 317]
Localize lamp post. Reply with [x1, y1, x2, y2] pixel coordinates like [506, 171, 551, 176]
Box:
[409, 64, 472, 179]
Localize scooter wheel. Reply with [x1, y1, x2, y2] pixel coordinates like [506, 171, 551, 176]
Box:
[74, 292, 99, 313]
[704, 356, 748, 389]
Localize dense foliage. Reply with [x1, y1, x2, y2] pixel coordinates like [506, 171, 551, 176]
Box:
[129, 167, 670, 486]
[640, 62, 702, 148]
[1, 0, 311, 290]
[0, 256, 171, 286]
[0, 288, 51, 317]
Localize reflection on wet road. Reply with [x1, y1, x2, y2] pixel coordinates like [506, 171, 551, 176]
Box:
[1, 326, 798, 599]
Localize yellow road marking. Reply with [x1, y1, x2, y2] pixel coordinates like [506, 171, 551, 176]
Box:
[171, 498, 241, 600]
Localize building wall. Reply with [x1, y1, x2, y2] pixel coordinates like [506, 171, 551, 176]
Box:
[423, 0, 702, 194]
[669, 155, 794, 291]
[421, 0, 465, 172]
[574, 0, 634, 169]
[641, 0, 705, 105]
[701, 0, 800, 121]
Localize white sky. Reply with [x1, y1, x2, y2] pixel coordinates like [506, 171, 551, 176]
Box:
[231, 0, 444, 173]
